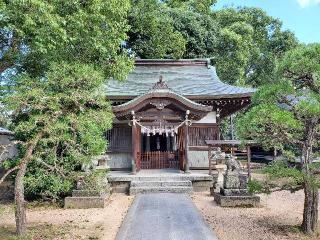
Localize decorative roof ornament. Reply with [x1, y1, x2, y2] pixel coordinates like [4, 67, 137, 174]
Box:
[152, 75, 169, 90]
[150, 100, 170, 110]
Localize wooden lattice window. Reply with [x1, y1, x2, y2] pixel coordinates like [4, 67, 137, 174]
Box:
[106, 125, 132, 152]
[188, 124, 219, 146]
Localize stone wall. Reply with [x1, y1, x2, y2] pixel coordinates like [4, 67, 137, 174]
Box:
[102, 153, 132, 170]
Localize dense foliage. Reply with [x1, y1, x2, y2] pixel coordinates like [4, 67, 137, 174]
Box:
[5, 63, 114, 200]
[127, 0, 298, 86]
[213, 8, 298, 86]
[0, 0, 132, 78]
[237, 44, 320, 234]
[128, 0, 186, 59]
[0, 1, 133, 234]
[0, 0, 133, 201]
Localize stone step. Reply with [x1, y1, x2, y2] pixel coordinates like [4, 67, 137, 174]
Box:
[108, 174, 213, 182]
[134, 176, 191, 181]
[130, 186, 193, 195]
[130, 180, 192, 188]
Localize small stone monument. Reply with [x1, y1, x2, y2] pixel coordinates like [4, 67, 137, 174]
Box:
[213, 154, 260, 207]
[65, 171, 111, 209]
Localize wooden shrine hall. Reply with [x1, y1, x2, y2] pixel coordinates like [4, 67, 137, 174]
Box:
[103, 59, 255, 173]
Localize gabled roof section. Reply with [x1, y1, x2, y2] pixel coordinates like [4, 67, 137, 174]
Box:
[105, 59, 255, 99]
[113, 77, 212, 120]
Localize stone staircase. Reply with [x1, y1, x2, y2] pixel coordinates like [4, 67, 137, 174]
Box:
[129, 177, 193, 195]
[108, 171, 213, 194]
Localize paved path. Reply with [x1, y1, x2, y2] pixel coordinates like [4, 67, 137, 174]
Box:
[116, 193, 218, 240]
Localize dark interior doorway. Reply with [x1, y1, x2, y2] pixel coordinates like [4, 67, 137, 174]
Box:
[142, 133, 176, 152]
[140, 133, 179, 169]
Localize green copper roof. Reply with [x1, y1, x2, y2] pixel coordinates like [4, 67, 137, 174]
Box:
[105, 59, 255, 99]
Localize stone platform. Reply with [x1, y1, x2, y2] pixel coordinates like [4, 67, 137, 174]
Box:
[64, 195, 108, 209]
[213, 192, 260, 207]
[107, 169, 213, 194]
[65, 189, 110, 209]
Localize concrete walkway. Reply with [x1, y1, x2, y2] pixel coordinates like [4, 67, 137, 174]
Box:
[116, 193, 218, 240]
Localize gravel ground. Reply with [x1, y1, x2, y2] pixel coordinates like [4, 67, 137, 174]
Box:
[1, 189, 320, 240]
[191, 190, 320, 240]
[0, 194, 134, 240]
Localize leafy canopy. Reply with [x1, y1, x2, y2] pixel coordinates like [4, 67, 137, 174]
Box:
[238, 44, 320, 162]
[128, 0, 186, 59]
[127, 2, 298, 86]
[237, 44, 320, 205]
[0, 0, 133, 79]
[0, 0, 133, 200]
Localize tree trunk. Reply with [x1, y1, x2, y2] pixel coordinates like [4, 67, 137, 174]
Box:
[301, 122, 318, 234]
[14, 161, 27, 236]
[302, 181, 319, 234]
[13, 131, 43, 236]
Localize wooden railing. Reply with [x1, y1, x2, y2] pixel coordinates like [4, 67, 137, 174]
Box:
[139, 151, 179, 169]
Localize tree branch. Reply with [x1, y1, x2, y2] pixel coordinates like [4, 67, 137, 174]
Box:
[36, 158, 66, 179]
[0, 166, 19, 185]
[284, 69, 320, 94]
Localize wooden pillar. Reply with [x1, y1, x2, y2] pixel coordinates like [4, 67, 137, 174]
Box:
[184, 110, 191, 173]
[247, 146, 251, 180]
[131, 111, 141, 174]
[131, 123, 137, 175]
[184, 123, 190, 173]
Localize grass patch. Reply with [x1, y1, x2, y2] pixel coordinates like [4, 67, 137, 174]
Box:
[251, 168, 265, 174]
[0, 223, 73, 240]
[0, 203, 14, 216]
[298, 225, 320, 240]
[26, 201, 62, 211]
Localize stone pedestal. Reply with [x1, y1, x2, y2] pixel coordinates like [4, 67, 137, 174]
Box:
[214, 170, 260, 208]
[65, 175, 111, 209]
[65, 195, 108, 209]
[213, 193, 260, 207]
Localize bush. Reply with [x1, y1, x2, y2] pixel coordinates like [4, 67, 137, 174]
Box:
[248, 179, 264, 194]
